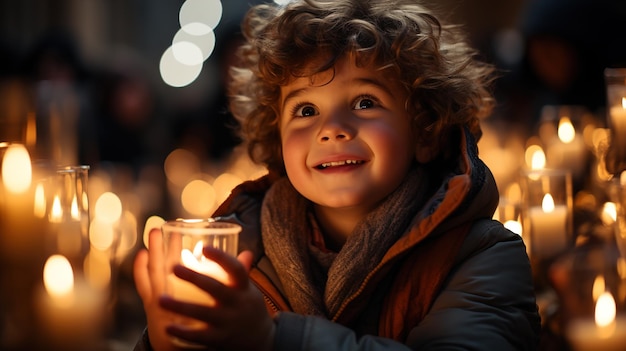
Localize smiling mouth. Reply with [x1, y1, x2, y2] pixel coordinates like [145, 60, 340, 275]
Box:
[315, 160, 365, 170]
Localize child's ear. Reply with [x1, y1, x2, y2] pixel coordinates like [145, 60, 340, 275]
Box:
[415, 144, 437, 163]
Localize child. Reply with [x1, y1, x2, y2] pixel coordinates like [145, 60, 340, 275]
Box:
[133, 0, 541, 350]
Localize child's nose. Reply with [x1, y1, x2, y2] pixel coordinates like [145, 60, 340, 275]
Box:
[317, 113, 355, 142]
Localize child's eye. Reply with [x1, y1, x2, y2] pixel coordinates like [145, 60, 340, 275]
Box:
[353, 96, 377, 110]
[292, 103, 318, 117]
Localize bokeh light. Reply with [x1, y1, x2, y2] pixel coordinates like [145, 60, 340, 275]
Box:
[179, 0, 222, 35]
[2, 144, 32, 193]
[43, 255, 74, 298]
[159, 46, 203, 88]
[181, 179, 216, 216]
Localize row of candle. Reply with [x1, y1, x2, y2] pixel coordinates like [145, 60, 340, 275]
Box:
[484, 68, 626, 351]
[0, 143, 123, 350]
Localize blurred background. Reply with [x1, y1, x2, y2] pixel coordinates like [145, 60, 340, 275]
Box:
[0, 0, 626, 350]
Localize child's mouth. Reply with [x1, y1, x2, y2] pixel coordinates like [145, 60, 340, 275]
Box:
[315, 159, 365, 170]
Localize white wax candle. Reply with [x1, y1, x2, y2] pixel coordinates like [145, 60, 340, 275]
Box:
[547, 135, 586, 176]
[36, 256, 105, 350]
[567, 316, 626, 351]
[529, 195, 568, 259]
[610, 104, 626, 150]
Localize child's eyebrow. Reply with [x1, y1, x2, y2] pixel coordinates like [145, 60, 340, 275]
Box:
[281, 87, 309, 111]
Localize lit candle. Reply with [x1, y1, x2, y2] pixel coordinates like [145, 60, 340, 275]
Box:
[36, 255, 105, 350]
[546, 116, 587, 177]
[529, 193, 568, 259]
[567, 292, 626, 351]
[609, 97, 626, 155]
[0, 144, 44, 261]
[167, 241, 229, 306]
[167, 240, 231, 348]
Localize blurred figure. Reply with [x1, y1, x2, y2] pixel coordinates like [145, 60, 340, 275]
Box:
[90, 51, 172, 176]
[21, 29, 98, 166]
[517, 0, 626, 121]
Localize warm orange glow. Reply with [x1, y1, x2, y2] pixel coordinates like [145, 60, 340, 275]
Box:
[542, 193, 555, 213]
[595, 292, 616, 328]
[84, 249, 111, 290]
[89, 218, 115, 251]
[49, 196, 63, 223]
[213, 173, 243, 205]
[600, 202, 617, 226]
[43, 255, 74, 299]
[592, 275, 606, 301]
[70, 195, 80, 220]
[34, 183, 46, 218]
[503, 220, 523, 236]
[558, 117, 576, 143]
[94, 192, 122, 224]
[2, 144, 32, 194]
[181, 179, 216, 216]
[525, 145, 546, 170]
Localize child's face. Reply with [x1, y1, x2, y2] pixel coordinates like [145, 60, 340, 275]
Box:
[279, 57, 415, 213]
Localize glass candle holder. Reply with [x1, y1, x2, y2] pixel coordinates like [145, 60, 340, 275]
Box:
[47, 165, 90, 270]
[538, 105, 593, 183]
[521, 168, 574, 262]
[162, 218, 241, 348]
[604, 68, 626, 175]
[608, 174, 626, 258]
[550, 244, 626, 351]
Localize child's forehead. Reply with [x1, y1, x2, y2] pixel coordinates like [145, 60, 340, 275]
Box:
[283, 54, 397, 88]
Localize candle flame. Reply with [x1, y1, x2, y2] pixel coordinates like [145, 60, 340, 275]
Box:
[70, 195, 80, 220]
[43, 255, 74, 298]
[592, 275, 606, 301]
[558, 117, 576, 144]
[180, 242, 229, 283]
[530, 149, 546, 170]
[181, 245, 206, 271]
[50, 195, 63, 222]
[595, 292, 616, 328]
[193, 241, 203, 258]
[34, 183, 46, 218]
[1, 144, 32, 194]
[622, 97, 626, 109]
[601, 202, 617, 225]
[541, 193, 555, 213]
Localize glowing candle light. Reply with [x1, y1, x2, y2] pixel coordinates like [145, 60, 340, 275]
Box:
[528, 193, 568, 258]
[2, 144, 32, 194]
[36, 255, 105, 350]
[0, 144, 42, 259]
[168, 241, 229, 307]
[567, 291, 626, 351]
[547, 116, 587, 176]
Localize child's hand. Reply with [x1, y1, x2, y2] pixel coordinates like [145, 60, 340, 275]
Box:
[160, 246, 276, 351]
[134, 228, 183, 351]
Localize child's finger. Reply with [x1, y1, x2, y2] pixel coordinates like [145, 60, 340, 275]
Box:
[237, 250, 254, 272]
[202, 246, 249, 289]
[133, 249, 151, 302]
[147, 228, 166, 293]
[172, 264, 238, 305]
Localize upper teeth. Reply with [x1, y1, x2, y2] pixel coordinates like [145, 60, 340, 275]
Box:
[319, 160, 362, 168]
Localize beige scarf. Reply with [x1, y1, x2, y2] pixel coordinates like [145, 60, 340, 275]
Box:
[260, 167, 430, 318]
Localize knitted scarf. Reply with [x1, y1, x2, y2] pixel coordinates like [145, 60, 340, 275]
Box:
[260, 167, 430, 318]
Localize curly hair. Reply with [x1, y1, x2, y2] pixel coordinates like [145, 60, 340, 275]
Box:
[228, 0, 495, 175]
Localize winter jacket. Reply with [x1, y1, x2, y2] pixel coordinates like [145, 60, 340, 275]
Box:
[134, 127, 541, 350]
